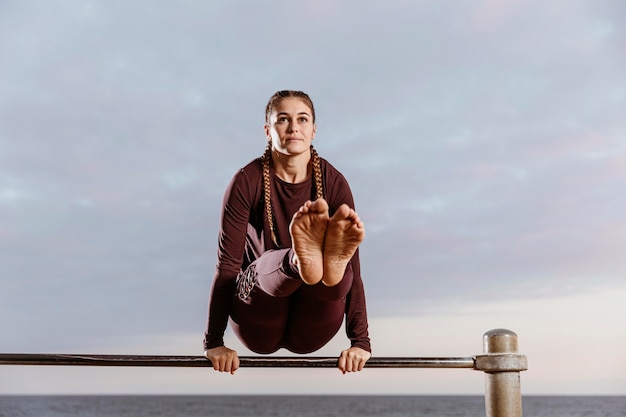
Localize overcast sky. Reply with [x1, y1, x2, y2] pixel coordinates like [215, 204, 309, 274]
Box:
[1, 0, 625, 395]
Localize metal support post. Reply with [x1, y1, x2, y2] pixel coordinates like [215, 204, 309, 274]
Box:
[474, 329, 528, 417]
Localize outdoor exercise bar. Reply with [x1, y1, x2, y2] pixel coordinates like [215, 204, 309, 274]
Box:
[0, 328, 528, 417]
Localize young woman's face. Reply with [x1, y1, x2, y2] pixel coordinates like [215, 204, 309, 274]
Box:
[265, 97, 316, 157]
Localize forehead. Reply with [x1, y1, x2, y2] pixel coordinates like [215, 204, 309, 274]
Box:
[271, 97, 313, 115]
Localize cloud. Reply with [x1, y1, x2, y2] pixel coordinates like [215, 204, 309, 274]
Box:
[1, 0, 625, 394]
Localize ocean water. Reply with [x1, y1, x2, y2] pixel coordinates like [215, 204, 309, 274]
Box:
[0, 395, 624, 417]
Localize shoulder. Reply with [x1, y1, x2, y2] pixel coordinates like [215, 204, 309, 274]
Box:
[318, 157, 354, 207]
[319, 157, 349, 185]
[230, 158, 263, 185]
[224, 158, 263, 202]
[239, 158, 263, 177]
[319, 157, 343, 177]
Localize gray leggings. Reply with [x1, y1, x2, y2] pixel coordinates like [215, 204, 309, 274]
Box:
[229, 249, 353, 354]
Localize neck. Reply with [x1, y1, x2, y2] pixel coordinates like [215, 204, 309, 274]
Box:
[271, 150, 311, 183]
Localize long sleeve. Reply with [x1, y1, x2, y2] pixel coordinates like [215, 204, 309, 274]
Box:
[203, 164, 260, 350]
[344, 249, 371, 352]
[204, 157, 371, 353]
[323, 163, 372, 352]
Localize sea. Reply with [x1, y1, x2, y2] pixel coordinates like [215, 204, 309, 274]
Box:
[0, 395, 624, 417]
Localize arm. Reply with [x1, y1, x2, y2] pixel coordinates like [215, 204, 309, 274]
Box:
[343, 249, 371, 352]
[323, 161, 372, 370]
[338, 249, 372, 372]
[203, 165, 259, 371]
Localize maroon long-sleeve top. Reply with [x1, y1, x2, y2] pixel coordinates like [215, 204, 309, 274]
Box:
[203, 157, 371, 352]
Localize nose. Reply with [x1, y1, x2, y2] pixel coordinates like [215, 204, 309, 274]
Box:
[287, 120, 298, 132]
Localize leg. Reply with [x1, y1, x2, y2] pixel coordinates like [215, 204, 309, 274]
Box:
[289, 198, 329, 285]
[282, 264, 354, 353]
[230, 249, 302, 354]
[230, 286, 288, 354]
[322, 204, 365, 286]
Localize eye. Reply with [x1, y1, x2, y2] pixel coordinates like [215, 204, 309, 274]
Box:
[277, 116, 288, 123]
[298, 117, 309, 123]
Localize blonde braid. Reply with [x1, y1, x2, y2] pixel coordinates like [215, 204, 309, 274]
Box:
[261, 142, 279, 247]
[310, 145, 323, 200]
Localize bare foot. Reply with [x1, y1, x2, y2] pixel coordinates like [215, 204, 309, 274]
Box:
[289, 198, 330, 285]
[322, 204, 365, 286]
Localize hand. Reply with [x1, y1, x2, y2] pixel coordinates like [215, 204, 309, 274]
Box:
[337, 347, 371, 374]
[204, 346, 240, 374]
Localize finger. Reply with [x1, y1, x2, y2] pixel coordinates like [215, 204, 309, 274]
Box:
[230, 355, 240, 375]
[356, 357, 366, 371]
[225, 357, 233, 374]
[221, 356, 233, 373]
[219, 357, 228, 372]
[210, 357, 221, 372]
[337, 353, 347, 374]
[358, 352, 372, 371]
[342, 352, 354, 373]
[346, 354, 355, 372]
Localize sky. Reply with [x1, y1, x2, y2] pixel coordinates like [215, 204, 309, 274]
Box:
[0, 0, 625, 395]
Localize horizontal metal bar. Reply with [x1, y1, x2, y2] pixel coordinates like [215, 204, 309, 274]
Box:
[0, 354, 475, 369]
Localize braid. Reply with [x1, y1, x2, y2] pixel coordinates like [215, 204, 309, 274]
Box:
[261, 142, 279, 247]
[262, 90, 321, 248]
[310, 145, 323, 200]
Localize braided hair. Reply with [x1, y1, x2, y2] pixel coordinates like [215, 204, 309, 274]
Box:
[262, 90, 323, 247]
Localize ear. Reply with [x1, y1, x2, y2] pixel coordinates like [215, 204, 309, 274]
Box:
[264, 123, 271, 140]
[312, 123, 317, 140]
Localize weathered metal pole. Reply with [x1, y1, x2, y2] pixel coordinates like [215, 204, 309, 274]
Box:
[1, 328, 528, 417]
[474, 329, 528, 417]
[0, 354, 474, 369]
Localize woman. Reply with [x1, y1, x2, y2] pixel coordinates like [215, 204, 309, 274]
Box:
[203, 90, 371, 374]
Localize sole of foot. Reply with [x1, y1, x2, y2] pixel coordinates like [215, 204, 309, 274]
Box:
[322, 204, 365, 286]
[289, 198, 329, 285]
